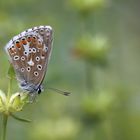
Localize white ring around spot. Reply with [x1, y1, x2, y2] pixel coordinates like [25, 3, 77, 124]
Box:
[14, 55, 20, 60]
[29, 48, 32, 53]
[35, 56, 40, 61]
[24, 51, 28, 56]
[21, 68, 25, 72]
[32, 48, 36, 53]
[34, 71, 39, 76]
[26, 67, 31, 72]
[21, 56, 25, 61]
[37, 64, 42, 70]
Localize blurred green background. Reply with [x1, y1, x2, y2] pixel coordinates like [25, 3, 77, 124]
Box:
[0, 0, 140, 140]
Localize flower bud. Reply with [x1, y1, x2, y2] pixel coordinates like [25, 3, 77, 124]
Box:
[0, 91, 28, 115]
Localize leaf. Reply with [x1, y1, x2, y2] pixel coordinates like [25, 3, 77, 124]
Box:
[7, 64, 15, 79]
[11, 114, 32, 123]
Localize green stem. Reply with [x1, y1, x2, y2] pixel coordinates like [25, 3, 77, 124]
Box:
[1, 114, 8, 140]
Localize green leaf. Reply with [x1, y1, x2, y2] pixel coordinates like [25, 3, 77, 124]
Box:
[11, 114, 32, 123]
[8, 64, 15, 79]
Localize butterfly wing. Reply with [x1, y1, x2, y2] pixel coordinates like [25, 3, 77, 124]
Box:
[5, 26, 53, 93]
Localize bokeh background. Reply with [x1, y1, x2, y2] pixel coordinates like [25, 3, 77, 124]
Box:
[0, 0, 140, 140]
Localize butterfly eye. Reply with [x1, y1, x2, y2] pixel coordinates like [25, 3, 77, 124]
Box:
[37, 88, 42, 94]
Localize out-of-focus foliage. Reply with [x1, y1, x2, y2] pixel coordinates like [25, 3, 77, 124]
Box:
[81, 90, 115, 122]
[0, 0, 140, 140]
[73, 35, 109, 65]
[30, 118, 80, 140]
[69, 0, 107, 13]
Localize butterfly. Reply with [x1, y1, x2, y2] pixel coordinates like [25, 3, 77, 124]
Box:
[5, 26, 53, 97]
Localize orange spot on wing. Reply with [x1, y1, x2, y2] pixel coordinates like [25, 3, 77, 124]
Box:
[21, 40, 27, 45]
[16, 42, 21, 48]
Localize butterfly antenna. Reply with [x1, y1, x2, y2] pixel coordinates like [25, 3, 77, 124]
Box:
[47, 87, 71, 96]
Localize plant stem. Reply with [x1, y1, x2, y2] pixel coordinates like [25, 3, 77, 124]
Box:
[1, 114, 8, 140]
